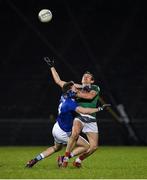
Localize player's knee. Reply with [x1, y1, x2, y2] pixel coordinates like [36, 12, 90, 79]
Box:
[84, 144, 90, 151]
[82, 141, 90, 149]
[90, 145, 98, 153]
[86, 143, 90, 149]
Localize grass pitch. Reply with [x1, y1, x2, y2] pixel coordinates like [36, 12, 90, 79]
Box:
[0, 146, 147, 179]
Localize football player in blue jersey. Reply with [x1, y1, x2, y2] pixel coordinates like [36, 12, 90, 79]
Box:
[42, 57, 110, 168]
[26, 81, 102, 168]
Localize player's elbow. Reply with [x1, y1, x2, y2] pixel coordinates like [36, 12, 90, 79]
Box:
[54, 79, 60, 85]
[76, 107, 87, 114]
[89, 145, 98, 154]
[54, 80, 63, 88]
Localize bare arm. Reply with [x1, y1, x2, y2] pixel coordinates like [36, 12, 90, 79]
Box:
[74, 83, 83, 89]
[75, 106, 100, 114]
[50, 67, 66, 88]
[76, 90, 97, 100]
[75, 104, 110, 114]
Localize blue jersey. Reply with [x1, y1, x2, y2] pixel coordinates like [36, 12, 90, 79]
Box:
[56, 95, 78, 132]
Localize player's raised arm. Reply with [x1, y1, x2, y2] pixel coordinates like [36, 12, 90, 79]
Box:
[74, 83, 83, 89]
[44, 57, 66, 88]
[50, 67, 66, 88]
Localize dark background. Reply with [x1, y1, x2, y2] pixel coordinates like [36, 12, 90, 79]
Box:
[0, 0, 146, 145]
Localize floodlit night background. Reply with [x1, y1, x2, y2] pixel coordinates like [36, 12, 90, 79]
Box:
[0, 0, 147, 145]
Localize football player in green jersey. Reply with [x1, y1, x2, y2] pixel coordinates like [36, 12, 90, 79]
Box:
[63, 71, 101, 167]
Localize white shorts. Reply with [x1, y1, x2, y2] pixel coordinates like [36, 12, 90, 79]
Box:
[52, 122, 71, 144]
[74, 118, 98, 133]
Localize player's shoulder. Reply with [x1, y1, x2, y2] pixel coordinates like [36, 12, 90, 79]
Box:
[91, 84, 100, 92]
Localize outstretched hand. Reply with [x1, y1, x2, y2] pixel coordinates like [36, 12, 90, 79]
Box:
[98, 104, 111, 111]
[43, 57, 54, 68]
[102, 104, 111, 109]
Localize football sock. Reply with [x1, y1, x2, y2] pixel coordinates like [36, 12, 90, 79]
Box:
[75, 157, 81, 163]
[63, 152, 71, 162]
[63, 156, 69, 162]
[69, 152, 74, 158]
[65, 152, 70, 157]
[35, 153, 45, 161]
[79, 154, 86, 161]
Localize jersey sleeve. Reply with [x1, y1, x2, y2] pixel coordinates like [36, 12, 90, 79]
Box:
[68, 99, 78, 111]
[92, 85, 100, 94]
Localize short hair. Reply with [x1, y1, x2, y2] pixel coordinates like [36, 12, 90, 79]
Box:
[84, 71, 94, 81]
[62, 81, 74, 94]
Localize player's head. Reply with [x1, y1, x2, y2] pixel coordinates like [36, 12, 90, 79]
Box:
[62, 81, 77, 98]
[81, 71, 94, 85]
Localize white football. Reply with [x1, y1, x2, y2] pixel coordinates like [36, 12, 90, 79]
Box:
[38, 9, 52, 23]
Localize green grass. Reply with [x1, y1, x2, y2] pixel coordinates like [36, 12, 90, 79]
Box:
[0, 146, 147, 179]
